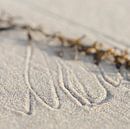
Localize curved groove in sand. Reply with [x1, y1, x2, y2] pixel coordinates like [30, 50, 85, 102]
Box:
[57, 59, 92, 107]
[79, 63, 107, 105]
[99, 64, 122, 87]
[41, 52, 60, 109]
[24, 42, 59, 110]
[55, 59, 91, 107]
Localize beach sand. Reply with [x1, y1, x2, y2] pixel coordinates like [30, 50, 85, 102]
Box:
[0, 0, 130, 129]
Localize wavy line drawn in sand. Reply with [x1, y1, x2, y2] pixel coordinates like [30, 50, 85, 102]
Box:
[98, 63, 123, 87]
[24, 41, 60, 113]
[0, 41, 33, 115]
[98, 62, 130, 90]
[40, 52, 60, 109]
[55, 59, 91, 107]
[76, 61, 117, 104]
[2, 34, 127, 115]
[26, 41, 107, 110]
[56, 59, 108, 107]
[28, 45, 123, 109]
[77, 63, 108, 105]
[2, 41, 128, 115]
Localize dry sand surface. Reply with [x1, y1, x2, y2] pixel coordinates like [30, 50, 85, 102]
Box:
[0, 0, 130, 129]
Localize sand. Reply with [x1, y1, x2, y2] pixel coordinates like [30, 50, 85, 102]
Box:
[0, 0, 130, 129]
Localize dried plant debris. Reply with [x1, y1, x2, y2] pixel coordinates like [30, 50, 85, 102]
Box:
[0, 11, 130, 71]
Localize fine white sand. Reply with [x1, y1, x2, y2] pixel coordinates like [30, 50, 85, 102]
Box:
[0, 0, 130, 129]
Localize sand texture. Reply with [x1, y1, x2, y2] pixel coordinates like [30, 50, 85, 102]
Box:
[0, 0, 130, 129]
